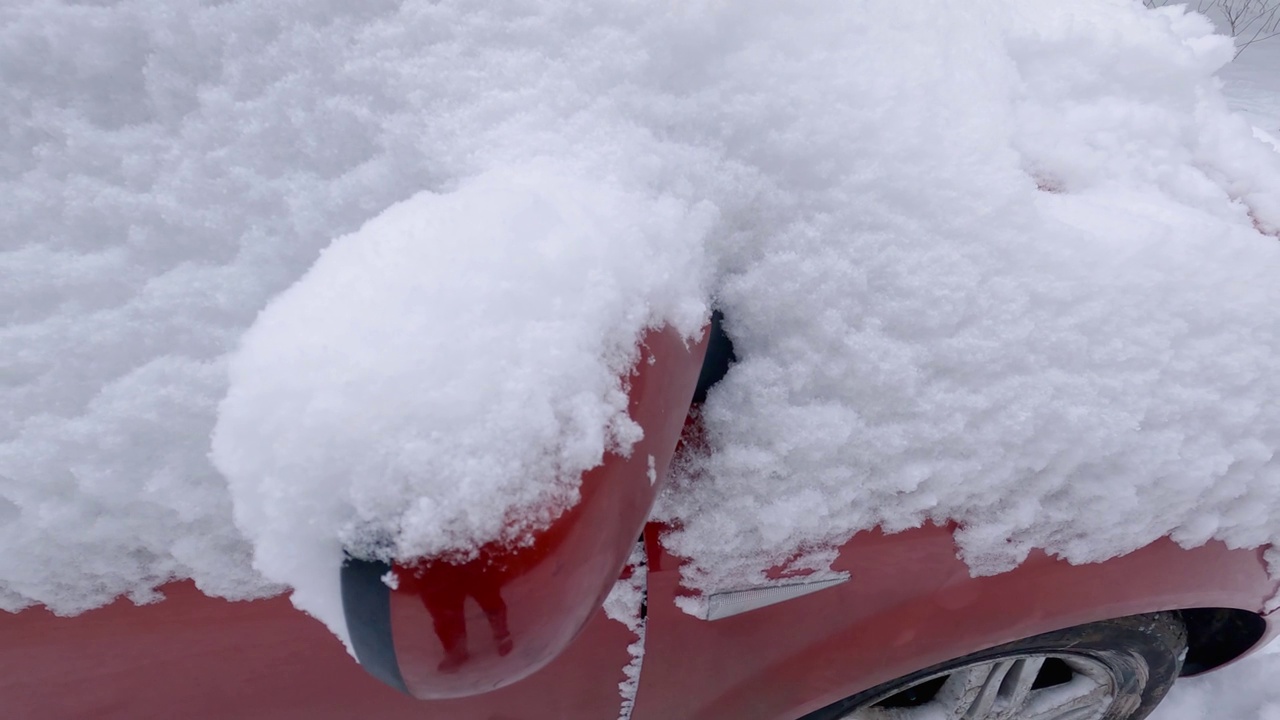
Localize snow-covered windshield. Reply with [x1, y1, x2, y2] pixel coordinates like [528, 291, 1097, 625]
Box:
[4, 1, 1280, 656]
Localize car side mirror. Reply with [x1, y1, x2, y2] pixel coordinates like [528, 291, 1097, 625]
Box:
[340, 324, 710, 699]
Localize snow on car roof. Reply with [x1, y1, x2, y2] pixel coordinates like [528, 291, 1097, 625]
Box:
[3, 0, 1280, 647]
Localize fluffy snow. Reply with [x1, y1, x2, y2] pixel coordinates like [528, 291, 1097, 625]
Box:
[212, 164, 709, 637]
[655, 1, 1280, 597]
[2, 0, 723, 618]
[4, 0, 1280, 675]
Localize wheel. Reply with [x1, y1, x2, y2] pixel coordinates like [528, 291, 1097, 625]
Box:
[803, 612, 1186, 720]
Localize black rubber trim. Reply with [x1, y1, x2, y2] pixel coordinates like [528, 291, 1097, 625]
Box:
[341, 556, 408, 694]
[693, 309, 736, 404]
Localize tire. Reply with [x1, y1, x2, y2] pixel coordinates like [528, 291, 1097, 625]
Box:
[801, 612, 1187, 720]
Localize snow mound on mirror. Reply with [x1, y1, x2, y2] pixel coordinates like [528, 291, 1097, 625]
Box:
[211, 164, 710, 639]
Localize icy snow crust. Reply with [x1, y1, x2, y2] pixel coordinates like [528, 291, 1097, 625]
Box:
[5, 0, 1280, 639]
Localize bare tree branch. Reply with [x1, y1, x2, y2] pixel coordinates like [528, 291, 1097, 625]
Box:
[1140, 0, 1280, 58]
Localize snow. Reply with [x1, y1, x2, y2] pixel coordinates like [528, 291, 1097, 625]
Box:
[3, 0, 1280, 689]
[212, 163, 709, 638]
[655, 0, 1280, 599]
[1, 0, 721, 620]
[603, 542, 648, 720]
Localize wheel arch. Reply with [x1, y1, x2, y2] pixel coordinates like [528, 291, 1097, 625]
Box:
[1178, 606, 1269, 676]
[634, 525, 1279, 720]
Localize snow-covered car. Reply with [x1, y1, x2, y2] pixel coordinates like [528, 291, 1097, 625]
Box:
[6, 1, 1280, 719]
[3, 320, 1277, 720]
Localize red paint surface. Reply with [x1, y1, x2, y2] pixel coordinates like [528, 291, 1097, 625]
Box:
[633, 523, 1279, 720]
[379, 324, 708, 698]
[5, 527, 1271, 720]
[0, 581, 639, 720]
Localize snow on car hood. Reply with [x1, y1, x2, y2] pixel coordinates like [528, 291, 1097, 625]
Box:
[656, 2, 1280, 604]
[3, 0, 1280, 640]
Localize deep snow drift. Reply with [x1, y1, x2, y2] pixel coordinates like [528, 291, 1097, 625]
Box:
[4, 0, 1280, 656]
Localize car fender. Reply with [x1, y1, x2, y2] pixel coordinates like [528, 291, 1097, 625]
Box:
[632, 523, 1279, 720]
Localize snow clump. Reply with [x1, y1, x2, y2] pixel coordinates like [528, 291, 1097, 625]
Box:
[657, 0, 1280, 596]
[212, 163, 710, 638]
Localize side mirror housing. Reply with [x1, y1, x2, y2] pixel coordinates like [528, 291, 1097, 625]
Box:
[341, 325, 709, 698]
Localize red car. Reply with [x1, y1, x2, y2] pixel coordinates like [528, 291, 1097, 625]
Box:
[3, 321, 1275, 720]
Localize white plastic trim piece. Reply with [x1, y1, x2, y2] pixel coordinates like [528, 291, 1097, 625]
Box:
[705, 574, 850, 621]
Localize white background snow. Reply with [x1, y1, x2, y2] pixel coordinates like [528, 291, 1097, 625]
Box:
[4, 1, 1280, 717]
[1150, 27, 1280, 720]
